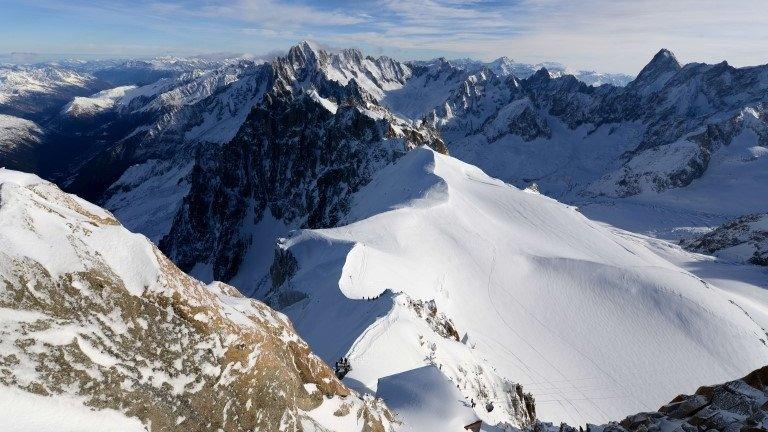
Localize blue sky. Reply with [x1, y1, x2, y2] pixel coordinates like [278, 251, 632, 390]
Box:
[1, 0, 767, 73]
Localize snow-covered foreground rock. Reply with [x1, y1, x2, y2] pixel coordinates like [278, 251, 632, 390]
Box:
[270, 147, 768, 426]
[0, 168, 395, 432]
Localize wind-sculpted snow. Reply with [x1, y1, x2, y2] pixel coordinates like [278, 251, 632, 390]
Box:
[376, 365, 500, 432]
[270, 147, 768, 427]
[0, 168, 397, 432]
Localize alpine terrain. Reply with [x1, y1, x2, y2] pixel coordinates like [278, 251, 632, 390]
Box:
[1, 38, 768, 431]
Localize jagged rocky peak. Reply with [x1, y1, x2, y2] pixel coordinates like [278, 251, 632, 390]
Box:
[275, 40, 413, 102]
[487, 56, 517, 75]
[338, 47, 365, 64]
[0, 168, 396, 432]
[641, 48, 682, 74]
[493, 55, 515, 64]
[528, 66, 553, 83]
[287, 40, 326, 65]
[629, 48, 682, 90]
[410, 56, 464, 78]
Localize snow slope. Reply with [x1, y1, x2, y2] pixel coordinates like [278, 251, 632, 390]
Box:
[376, 365, 481, 431]
[272, 147, 768, 426]
[62, 85, 136, 117]
[605, 224, 768, 332]
[0, 386, 147, 432]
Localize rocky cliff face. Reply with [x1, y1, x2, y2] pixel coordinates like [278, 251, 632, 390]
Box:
[0, 168, 396, 432]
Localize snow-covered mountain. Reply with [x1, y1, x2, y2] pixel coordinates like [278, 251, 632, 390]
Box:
[0, 57, 228, 178]
[431, 49, 764, 189]
[0, 44, 647, 207]
[61, 85, 137, 117]
[381, 58, 469, 119]
[159, 42, 445, 289]
[411, 56, 633, 88]
[419, 49, 768, 239]
[268, 147, 768, 426]
[87, 56, 233, 87]
[0, 168, 396, 432]
[0, 64, 96, 115]
[28, 41, 443, 285]
[484, 57, 633, 87]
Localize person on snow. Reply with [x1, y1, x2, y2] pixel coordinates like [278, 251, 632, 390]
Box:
[334, 357, 352, 379]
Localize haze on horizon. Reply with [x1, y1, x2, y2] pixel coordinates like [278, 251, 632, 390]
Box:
[1, 0, 767, 74]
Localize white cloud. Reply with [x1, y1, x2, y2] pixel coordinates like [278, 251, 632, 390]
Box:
[320, 0, 768, 73]
[196, 0, 369, 28]
[8, 0, 768, 72]
[491, 0, 768, 72]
